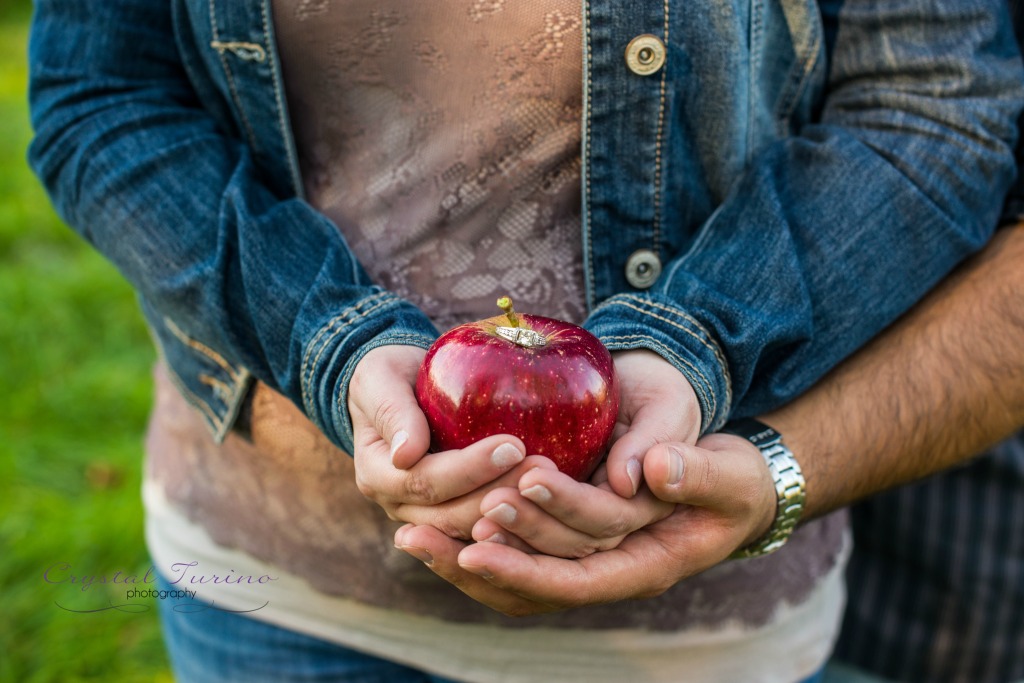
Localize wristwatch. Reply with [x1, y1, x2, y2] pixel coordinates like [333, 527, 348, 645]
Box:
[720, 418, 806, 559]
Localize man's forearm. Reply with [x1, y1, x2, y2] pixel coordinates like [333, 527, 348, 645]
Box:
[764, 223, 1024, 519]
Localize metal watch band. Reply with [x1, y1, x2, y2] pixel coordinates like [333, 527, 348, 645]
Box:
[720, 418, 806, 559]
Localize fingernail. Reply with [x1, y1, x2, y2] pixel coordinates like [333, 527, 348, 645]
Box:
[390, 430, 409, 463]
[401, 545, 434, 566]
[393, 523, 414, 548]
[483, 532, 508, 544]
[627, 457, 642, 496]
[520, 484, 552, 504]
[484, 502, 517, 526]
[491, 443, 524, 468]
[666, 447, 684, 486]
[460, 563, 494, 580]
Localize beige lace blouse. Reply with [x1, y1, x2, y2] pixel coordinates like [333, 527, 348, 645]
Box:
[278, 0, 587, 330]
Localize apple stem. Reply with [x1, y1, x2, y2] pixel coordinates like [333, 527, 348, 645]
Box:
[497, 296, 520, 328]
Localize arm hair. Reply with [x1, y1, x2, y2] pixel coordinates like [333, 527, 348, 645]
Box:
[764, 223, 1024, 518]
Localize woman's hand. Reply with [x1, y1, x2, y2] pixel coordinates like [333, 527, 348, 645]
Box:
[348, 345, 554, 539]
[600, 350, 703, 498]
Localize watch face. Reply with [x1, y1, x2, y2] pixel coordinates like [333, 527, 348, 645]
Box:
[721, 418, 780, 446]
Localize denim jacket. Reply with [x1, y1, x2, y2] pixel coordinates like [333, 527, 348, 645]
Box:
[28, 0, 1023, 454]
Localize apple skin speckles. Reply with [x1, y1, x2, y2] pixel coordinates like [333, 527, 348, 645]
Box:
[415, 313, 619, 481]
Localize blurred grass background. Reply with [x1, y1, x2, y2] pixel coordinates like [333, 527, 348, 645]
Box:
[1, 2, 173, 680]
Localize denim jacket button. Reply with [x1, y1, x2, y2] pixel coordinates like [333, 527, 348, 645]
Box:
[624, 34, 666, 76]
[625, 249, 662, 288]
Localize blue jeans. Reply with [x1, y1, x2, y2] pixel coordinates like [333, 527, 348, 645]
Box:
[155, 574, 460, 683]
[157, 574, 825, 683]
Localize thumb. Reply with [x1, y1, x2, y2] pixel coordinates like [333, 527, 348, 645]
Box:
[643, 436, 770, 513]
[348, 346, 431, 469]
[604, 401, 701, 499]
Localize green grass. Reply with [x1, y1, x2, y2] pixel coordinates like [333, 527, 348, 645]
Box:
[0, 11, 173, 683]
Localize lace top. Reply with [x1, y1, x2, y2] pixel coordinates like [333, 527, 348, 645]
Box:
[276, 0, 587, 330]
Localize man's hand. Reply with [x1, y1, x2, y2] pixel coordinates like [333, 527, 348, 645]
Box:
[394, 433, 776, 616]
[348, 345, 550, 539]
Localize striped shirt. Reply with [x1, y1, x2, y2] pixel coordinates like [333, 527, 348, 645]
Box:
[835, 8, 1024, 676]
[834, 431, 1024, 682]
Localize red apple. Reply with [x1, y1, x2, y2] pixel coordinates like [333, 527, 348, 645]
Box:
[415, 297, 619, 481]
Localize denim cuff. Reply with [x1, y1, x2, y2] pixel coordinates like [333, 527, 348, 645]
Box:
[300, 292, 438, 454]
[584, 293, 732, 435]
